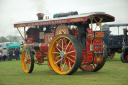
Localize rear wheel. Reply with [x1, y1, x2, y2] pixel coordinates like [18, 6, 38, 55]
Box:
[21, 50, 34, 73]
[107, 52, 115, 59]
[48, 34, 82, 75]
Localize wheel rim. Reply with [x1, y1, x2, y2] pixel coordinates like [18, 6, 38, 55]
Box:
[49, 35, 77, 74]
[21, 50, 32, 73]
[47, 56, 53, 70]
[107, 53, 115, 59]
[122, 54, 128, 62]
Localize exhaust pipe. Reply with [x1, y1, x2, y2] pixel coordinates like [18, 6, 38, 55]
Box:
[37, 13, 44, 20]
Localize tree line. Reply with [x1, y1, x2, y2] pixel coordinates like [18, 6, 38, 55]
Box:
[0, 35, 23, 43]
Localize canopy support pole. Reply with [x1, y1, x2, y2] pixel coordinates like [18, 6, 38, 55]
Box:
[17, 27, 25, 40]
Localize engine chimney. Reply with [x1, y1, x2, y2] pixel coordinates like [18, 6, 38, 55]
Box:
[37, 13, 44, 20]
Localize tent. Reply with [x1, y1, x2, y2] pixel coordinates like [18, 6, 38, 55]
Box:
[6, 43, 20, 50]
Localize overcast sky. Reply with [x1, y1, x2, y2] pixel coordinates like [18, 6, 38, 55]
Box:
[0, 0, 128, 37]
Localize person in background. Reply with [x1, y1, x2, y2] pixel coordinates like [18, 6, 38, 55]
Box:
[0, 45, 2, 61]
[0, 51, 2, 61]
[2, 48, 8, 61]
[14, 47, 20, 60]
[0, 45, 2, 52]
[8, 48, 13, 61]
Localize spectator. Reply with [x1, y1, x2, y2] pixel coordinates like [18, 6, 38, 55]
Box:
[14, 47, 20, 60]
[0, 45, 2, 52]
[0, 51, 2, 61]
[8, 48, 13, 61]
[2, 48, 8, 61]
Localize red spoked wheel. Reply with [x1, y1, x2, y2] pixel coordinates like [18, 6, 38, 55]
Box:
[120, 52, 128, 63]
[80, 42, 107, 72]
[107, 52, 115, 59]
[21, 50, 34, 73]
[48, 34, 82, 75]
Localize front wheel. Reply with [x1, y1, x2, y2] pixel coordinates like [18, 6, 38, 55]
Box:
[21, 50, 34, 73]
[48, 34, 82, 75]
[120, 52, 128, 63]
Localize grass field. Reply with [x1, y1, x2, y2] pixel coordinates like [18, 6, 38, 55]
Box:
[0, 53, 128, 85]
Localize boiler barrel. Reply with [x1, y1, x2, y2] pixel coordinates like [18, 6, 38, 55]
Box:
[34, 42, 48, 52]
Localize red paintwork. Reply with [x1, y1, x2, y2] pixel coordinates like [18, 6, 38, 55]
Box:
[70, 29, 79, 38]
[93, 57, 103, 63]
[81, 32, 104, 64]
[87, 28, 93, 35]
[126, 55, 128, 61]
[35, 50, 47, 63]
[14, 17, 88, 28]
[35, 50, 44, 63]
[39, 43, 48, 52]
[25, 38, 34, 44]
[81, 51, 94, 64]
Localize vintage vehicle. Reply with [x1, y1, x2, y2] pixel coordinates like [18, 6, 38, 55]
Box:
[121, 28, 128, 63]
[102, 24, 128, 59]
[14, 11, 115, 75]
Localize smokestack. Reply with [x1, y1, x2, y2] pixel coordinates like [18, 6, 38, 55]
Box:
[37, 13, 44, 20]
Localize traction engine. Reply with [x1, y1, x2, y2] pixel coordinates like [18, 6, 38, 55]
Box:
[14, 11, 115, 75]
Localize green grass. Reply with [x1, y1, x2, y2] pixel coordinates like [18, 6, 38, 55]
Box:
[0, 53, 128, 85]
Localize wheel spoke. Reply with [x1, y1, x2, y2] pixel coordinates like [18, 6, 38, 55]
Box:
[54, 55, 61, 60]
[56, 41, 62, 49]
[52, 51, 60, 54]
[69, 61, 71, 69]
[66, 56, 75, 62]
[62, 39, 64, 51]
[68, 55, 75, 58]
[61, 62, 66, 71]
[54, 58, 62, 65]
[65, 60, 69, 70]
[56, 46, 61, 52]
[93, 64, 96, 68]
[64, 37, 67, 45]
[67, 50, 75, 54]
[27, 61, 31, 64]
[81, 65, 86, 69]
[65, 41, 71, 51]
[27, 64, 30, 71]
[60, 59, 63, 70]
[68, 43, 73, 51]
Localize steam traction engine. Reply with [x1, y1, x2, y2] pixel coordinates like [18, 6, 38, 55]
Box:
[121, 28, 128, 63]
[14, 11, 115, 75]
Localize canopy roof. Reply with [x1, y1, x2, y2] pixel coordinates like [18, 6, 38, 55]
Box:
[14, 12, 115, 28]
[104, 23, 128, 27]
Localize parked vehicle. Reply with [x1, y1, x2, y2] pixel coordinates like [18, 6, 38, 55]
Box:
[121, 28, 128, 63]
[102, 24, 128, 59]
[14, 11, 115, 75]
